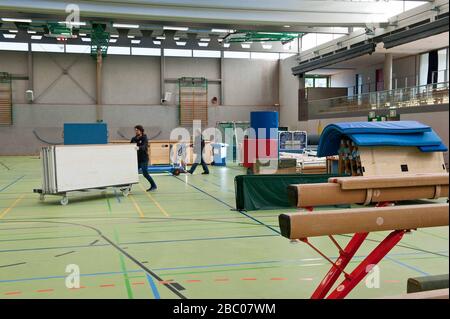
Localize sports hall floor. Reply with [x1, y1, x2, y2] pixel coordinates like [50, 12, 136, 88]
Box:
[0, 156, 448, 299]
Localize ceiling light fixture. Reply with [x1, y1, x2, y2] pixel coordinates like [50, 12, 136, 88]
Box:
[131, 39, 141, 44]
[198, 42, 208, 47]
[8, 30, 18, 33]
[31, 35, 42, 40]
[59, 21, 86, 26]
[27, 30, 37, 34]
[163, 26, 189, 31]
[3, 34, 16, 39]
[113, 23, 139, 29]
[110, 34, 119, 38]
[2, 18, 32, 23]
[200, 38, 210, 42]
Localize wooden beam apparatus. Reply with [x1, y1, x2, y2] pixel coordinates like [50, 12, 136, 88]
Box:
[329, 173, 449, 190]
[288, 183, 449, 207]
[379, 288, 449, 300]
[279, 203, 449, 239]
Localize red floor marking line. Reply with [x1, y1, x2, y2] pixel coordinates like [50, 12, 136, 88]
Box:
[99, 284, 115, 288]
[185, 280, 202, 283]
[4, 291, 22, 296]
[241, 278, 257, 281]
[270, 277, 287, 281]
[132, 282, 145, 286]
[37, 289, 54, 293]
[159, 280, 174, 285]
[214, 278, 229, 282]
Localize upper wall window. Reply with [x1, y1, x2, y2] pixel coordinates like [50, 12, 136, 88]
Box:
[305, 76, 329, 88]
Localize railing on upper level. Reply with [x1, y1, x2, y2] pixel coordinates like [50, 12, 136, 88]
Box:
[308, 81, 449, 118]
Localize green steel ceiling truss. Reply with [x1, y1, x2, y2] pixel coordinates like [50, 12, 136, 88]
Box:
[224, 31, 303, 43]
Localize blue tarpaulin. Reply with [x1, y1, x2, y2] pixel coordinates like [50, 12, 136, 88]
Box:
[317, 121, 447, 157]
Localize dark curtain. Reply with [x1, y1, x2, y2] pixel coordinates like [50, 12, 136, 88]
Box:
[427, 50, 438, 84]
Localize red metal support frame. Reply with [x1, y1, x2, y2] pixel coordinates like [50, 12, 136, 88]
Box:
[305, 201, 407, 299]
[311, 233, 368, 299]
[326, 229, 406, 299]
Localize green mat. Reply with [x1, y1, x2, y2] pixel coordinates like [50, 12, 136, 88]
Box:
[234, 173, 340, 211]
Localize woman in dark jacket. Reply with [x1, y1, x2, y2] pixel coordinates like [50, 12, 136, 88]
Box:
[131, 125, 157, 191]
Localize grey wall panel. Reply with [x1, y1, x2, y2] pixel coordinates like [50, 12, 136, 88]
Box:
[102, 55, 161, 105]
[223, 58, 279, 106]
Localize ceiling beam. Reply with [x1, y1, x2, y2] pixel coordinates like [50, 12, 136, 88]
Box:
[0, 0, 406, 27]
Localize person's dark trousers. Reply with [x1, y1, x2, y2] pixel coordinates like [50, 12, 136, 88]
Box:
[189, 157, 209, 174]
[139, 161, 157, 189]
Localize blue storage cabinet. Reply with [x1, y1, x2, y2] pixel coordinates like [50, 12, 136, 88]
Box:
[64, 123, 108, 145]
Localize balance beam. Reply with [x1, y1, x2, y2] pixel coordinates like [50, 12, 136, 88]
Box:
[329, 173, 449, 190]
[288, 183, 449, 207]
[379, 288, 449, 299]
[278, 203, 449, 239]
[407, 274, 449, 293]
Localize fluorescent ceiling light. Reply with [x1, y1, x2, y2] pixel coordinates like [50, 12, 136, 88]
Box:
[2, 18, 32, 23]
[113, 23, 139, 29]
[176, 41, 187, 46]
[241, 43, 251, 49]
[9, 30, 18, 33]
[31, 35, 42, 40]
[3, 34, 16, 39]
[223, 43, 230, 48]
[79, 33, 87, 36]
[262, 44, 272, 49]
[110, 34, 119, 38]
[153, 40, 161, 45]
[156, 36, 166, 40]
[27, 30, 37, 34]
[200, 38, 210, 42]
[217, 39, 223, 42]
[81, 37, 91, 42]
[59, 21, 86, 26]
[127, 35, 135, 39]
[284, 25, 291, 28]
[198, 42, 208, 47]
[211, 28, 232, 33]
[173, 37, 180, 41]
[109, 39, 117, 43]
[131, 39, 141, 44]
[163, 26, 189, 31]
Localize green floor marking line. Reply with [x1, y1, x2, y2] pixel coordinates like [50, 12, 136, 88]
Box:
[417, 229, 449, 241]
[106, 196, 134, 299]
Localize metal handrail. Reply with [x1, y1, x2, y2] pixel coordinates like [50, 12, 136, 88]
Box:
[308, 81, 449, 116]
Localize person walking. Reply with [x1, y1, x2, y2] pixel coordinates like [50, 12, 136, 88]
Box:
[131, 125, 158, 191]
[188, 130, 209, 175]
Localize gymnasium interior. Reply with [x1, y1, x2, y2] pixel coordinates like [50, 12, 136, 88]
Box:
[0, 0, 449, 300]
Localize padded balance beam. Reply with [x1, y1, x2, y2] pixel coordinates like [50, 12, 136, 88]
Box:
[329, 173, 449, 190]
[379, 288, 449, 299]
[288, 184, 448, 207]
[278, 203, 449, 239]
[407, 274, 449, 293]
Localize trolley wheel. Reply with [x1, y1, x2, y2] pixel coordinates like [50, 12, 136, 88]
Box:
[39, 194, 45, 201]
[172, 168, 181, 176]
[60, 196, 69, 206]
[121, 187, 131, 197]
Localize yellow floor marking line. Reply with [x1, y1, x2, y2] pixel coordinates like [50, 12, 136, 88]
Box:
[139, 184, 170, 217]
[0, 194, 25, 219]
[128, 194, 145, 218]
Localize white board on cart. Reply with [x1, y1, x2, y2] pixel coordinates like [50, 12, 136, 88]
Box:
[54, 144, 139, 192]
